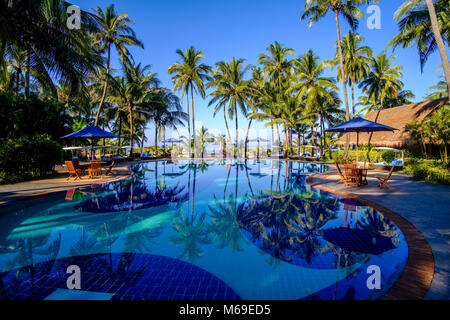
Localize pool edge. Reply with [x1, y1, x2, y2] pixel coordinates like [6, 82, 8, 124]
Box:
[306, 172, 435, 300]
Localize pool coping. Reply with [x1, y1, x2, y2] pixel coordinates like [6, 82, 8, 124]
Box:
[0, 161, 435, 300]
[0, 166, 132, 207]
[306, 171, 435, 300]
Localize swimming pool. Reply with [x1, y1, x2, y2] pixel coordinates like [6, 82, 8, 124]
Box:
[0, 160, 408, 300]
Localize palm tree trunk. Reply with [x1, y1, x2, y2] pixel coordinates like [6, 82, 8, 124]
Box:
[284, 126, 288, 156]
[25, 48, 30, 98]
[351, 78, 356, 117]
[118, 116, 122, 149]
[95, 44, 111, 126]
[235, 105, 239, 158]
[426, 0, 450, 101]
[129, 103, 134, 157]
[141, 124, 146, 155]
[154, 123, 158, 156]
[334, 9, 351, 158]
[191, 89, 196, 158]
[224, 108, 232, 156]
[15, 66, 21, 94]
[244, 118, 253, 159]
[184, 93, 191, 160]
[271, 124, 275, 156]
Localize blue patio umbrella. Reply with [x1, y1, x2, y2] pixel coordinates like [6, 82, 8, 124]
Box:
[249, 137, 270, 158]
[326, 118, 398, 162]
[61, 126, 119, 139]
[61, 126, 119, 159]
[162, 138, 182, 148]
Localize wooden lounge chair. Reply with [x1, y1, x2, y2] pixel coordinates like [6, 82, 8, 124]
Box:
[65, 161, 84, 181]
[335, 163, 346, 184]
[343, 164, 360, 186]
[377, 166, 395, 190]
[104, 161, 116, 176]
[89, 161, 102, 178]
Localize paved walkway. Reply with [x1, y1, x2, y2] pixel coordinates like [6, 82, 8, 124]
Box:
[0, 165, 133, 203]
[309, 168, 450, 300]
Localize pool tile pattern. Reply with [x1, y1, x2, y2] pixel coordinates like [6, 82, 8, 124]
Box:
[0, 253, 241, 300]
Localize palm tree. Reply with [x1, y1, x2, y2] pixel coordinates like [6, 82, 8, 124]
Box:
[110, 63, 159, 156]
[258, 42, 295, 90]
[0, 0, 101, 98]
[137, 89, 186, 156]
[331, 32, 373, 116]
[168, 46, 211, 159]
[208, 58, 252, 158]
[359, 53, 404, 113]
[425, 76, 448, 100]
[301, 0, 375, 157]
[197, 126, 213, 158]
[389, 0, 450, 99]
[290, 50, 339, 153]
[91, 4, 143, 126]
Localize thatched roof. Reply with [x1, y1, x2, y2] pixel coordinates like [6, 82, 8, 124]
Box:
[334, 99, 448, 148]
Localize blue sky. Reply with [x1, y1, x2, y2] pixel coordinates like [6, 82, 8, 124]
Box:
[75, 0, 443, 145]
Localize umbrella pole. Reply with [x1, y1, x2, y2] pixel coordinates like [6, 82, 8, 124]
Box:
[356, 131, 359, 164]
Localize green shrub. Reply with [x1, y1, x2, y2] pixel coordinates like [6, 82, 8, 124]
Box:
[405, 159, 450, 185]
[330, 150, 385, 163]
[0, 135, 63, 184]
[381, 150, 396, 163]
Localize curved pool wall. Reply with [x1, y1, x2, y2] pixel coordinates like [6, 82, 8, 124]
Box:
[0, 160, 408, 300]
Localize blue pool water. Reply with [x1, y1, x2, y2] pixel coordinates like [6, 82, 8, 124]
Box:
[0, 160, 408, 300]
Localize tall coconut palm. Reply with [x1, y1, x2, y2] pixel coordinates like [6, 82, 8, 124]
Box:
[208, 58, 252, 158]
[0, 0, 101, 98]
[110, 63, 159, 156]
[331, 32, 373, 116]
[358, 53, 404, 113]
[92, 4, 143, 126]
[389, 0, 450, 99]
[290, 50, 339, 153]
[258, 42, 295, 90]
[142, 89, 187, 156]
[301, 0, 375, 157]
[168, 46, 211, 159]
[425, 76, 448, 100]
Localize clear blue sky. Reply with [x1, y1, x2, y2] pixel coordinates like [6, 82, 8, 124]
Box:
[75, 0, 443, 146]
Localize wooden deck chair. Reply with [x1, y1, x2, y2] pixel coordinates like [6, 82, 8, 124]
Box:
[343, 164, 360, 186]
[65, 161, 84, 181]
[104, 161, 116, 176]
[335, 163, 345, 184]
[377, 166, 395, 190]
[89, 162, 102, 178]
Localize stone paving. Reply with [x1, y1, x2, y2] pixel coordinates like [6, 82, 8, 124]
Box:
[309, 168, 450, 300]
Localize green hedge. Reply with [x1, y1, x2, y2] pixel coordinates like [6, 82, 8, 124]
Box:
[328, 150, 386, 163]
[0, 135, 63, 184]
[405, 159, 450, 185]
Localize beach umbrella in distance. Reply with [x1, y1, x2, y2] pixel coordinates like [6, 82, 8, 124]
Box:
[249, 137, 270, 158]
[326, 118, 398, 163]
[162, 137, 182, 149]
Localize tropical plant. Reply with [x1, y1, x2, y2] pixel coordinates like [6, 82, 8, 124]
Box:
[331, 32, 373, 116]
[208, 58, 252, 158]
[0, 0, 102, 98]
[168, 47, 211, 158]
[389, 0, 450, 99]
[301, 0, 377, 157]
[109, 63, 159, 156]
[91, 4, 143, 126]
[358, 53, 404, 114]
